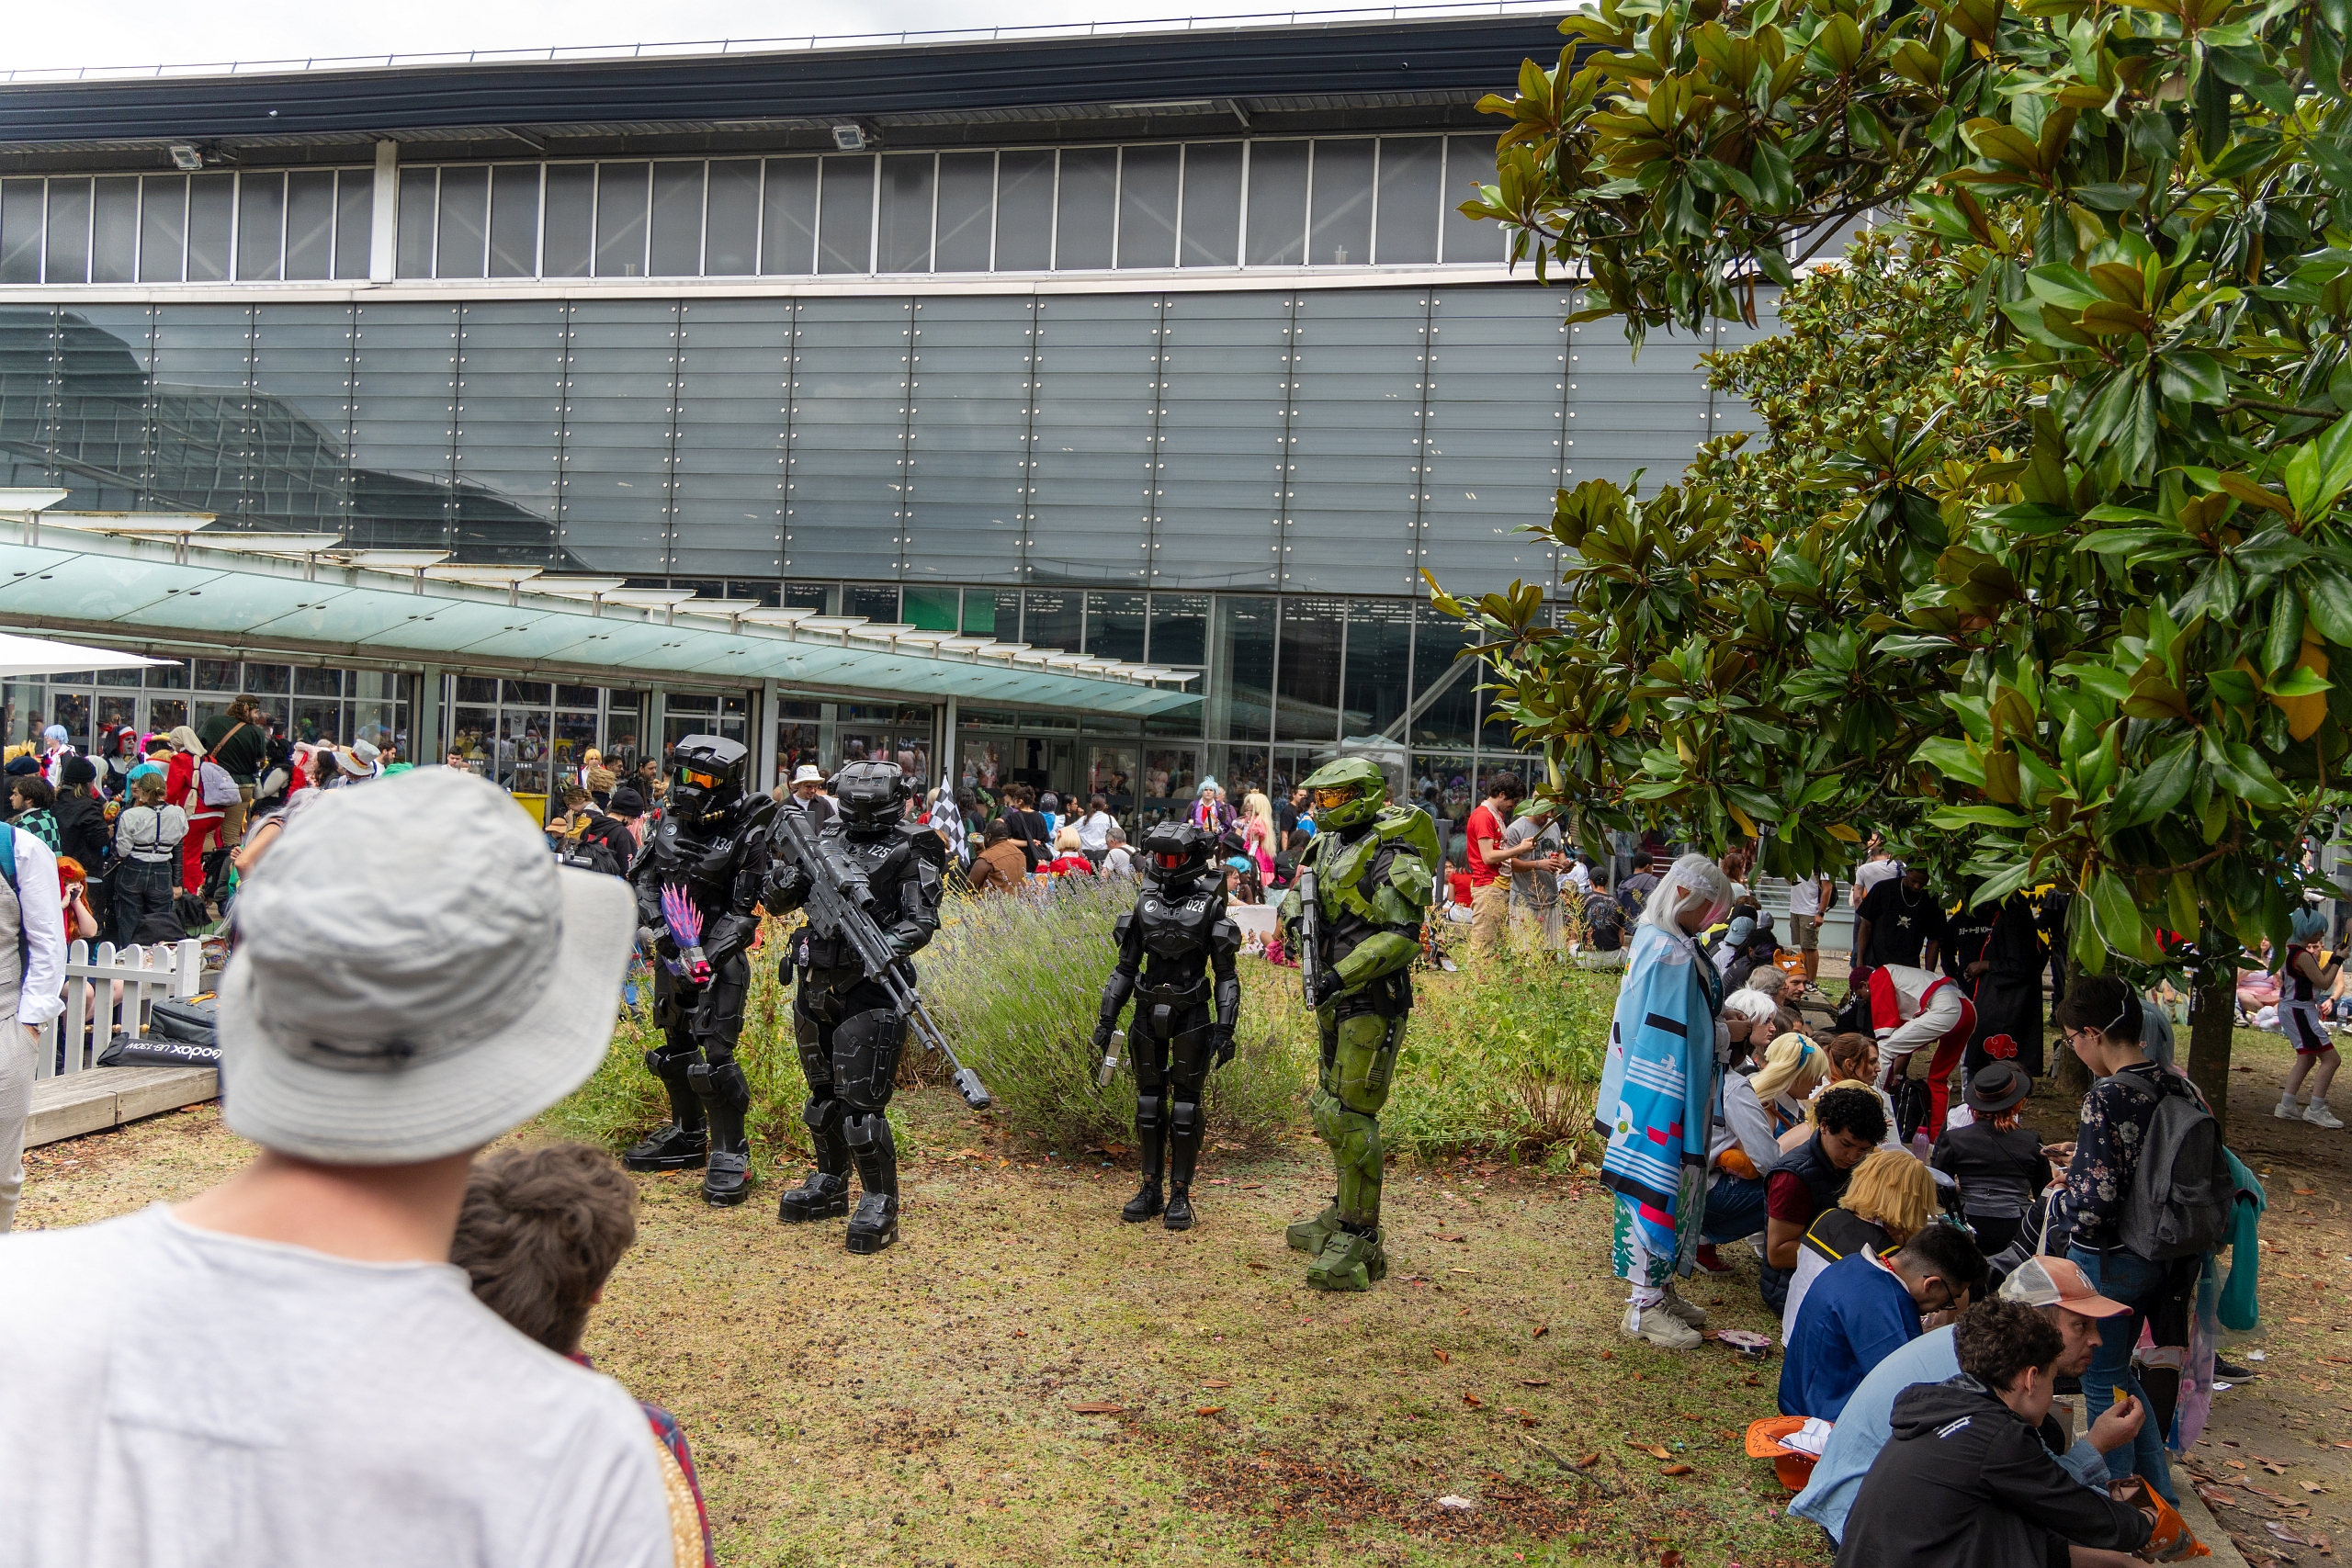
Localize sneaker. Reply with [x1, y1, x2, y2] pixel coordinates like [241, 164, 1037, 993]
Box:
[2275, 1095, 2303, 1120]
[1660, 1285, 1708, 1329]
[1693, 1245, 1736, 1275]
[2306, 1100, 2345, 1130]
[1623, 1303, 1702, 1351]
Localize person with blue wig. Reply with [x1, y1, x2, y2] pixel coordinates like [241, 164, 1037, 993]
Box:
[1595, 850, 1736, 1348]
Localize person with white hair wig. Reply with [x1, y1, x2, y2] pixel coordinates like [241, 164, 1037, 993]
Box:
[1595, 851, 1737, 1348]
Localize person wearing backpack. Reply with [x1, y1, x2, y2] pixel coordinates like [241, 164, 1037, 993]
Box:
[2054, 973, 2223, 1506]
[0, 805, 69, 1231]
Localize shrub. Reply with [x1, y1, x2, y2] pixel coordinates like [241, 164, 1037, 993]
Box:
[540, 880, 1618, 1172]
[922, 875, 1310, 1151]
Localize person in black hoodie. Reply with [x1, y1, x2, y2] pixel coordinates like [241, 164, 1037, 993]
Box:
[51, 758, 110, 872]
[1838, 1298, 2154, 1568]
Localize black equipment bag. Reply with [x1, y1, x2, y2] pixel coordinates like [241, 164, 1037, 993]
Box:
[148, 994, 220, 1046]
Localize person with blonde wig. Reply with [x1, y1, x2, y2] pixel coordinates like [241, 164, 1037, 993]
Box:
[1596, 852, 1737, 1348]
[1781, 1148, 1938, 1342]
[1751, 1032, 1832, 1137]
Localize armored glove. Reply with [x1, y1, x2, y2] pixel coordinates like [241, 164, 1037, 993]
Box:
[1310, 970, 1345, 1007]
[1213, 1027, 1237, 1066]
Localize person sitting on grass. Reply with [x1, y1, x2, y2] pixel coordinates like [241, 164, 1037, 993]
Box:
[1759, 1085, 1887, 1314]
[1779, 1147, 1936, 1345]
[1792, 1255, 2142, 1547]
[1931, 1061, 2054, 1256]
[1836, 1297, 2156, 1568]
[1695, 989, 1783, 1274]
[1780, 1224, 1986, 1421]
[451, 1143, 715, 1568]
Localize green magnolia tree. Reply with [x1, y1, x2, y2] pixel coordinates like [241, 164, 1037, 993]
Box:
[1436, 0, 2352, 1124]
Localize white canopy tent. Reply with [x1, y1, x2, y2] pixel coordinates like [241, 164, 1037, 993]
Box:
[0, 631, 177, 680]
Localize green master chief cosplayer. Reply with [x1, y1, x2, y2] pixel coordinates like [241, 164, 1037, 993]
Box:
[1276, 757, 1440, 1291]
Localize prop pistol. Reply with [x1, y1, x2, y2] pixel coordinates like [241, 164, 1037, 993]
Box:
[771, 804, 993, 1110]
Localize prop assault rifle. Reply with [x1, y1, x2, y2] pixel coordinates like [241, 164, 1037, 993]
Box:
[1295, 863, 1325, 1009]
[771, 805, 993, 1111]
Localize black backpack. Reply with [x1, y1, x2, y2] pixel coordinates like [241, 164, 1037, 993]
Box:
[1583, 891, 1625, 951]
[2100, 1073, 2236, 1262]
[560, 817, 629, 877]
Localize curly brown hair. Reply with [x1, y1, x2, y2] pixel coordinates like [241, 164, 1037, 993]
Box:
[1956, 1297, 2064, 1393]
[449, 1144, 637, 1355]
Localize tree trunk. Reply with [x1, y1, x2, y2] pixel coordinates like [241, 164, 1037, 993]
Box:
[2052, 1025, 2092, 1099]
[2186, 941, 2239, 1143]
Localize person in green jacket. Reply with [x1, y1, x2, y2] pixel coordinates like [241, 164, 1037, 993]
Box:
[1276, 757, 1439, 1292]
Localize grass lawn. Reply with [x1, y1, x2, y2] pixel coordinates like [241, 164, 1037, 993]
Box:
[17, 969, 2350, 1565]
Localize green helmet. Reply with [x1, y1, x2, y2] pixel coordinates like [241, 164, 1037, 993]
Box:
[1302, 757, 1389, 830]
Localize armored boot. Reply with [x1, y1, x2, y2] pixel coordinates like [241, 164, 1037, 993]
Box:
[624, 1048, 708, 1172]
[1286, 1198, 1341, 1255]
[1122, 1091, 1165, 1224]
[1306, 1222, 1388, 1292]
[843, 1110, 899, 1255]
[1163, 1094, 1203, 1232]
[689, 1060, 752, 1208]
[777, 1097, 854, 1223]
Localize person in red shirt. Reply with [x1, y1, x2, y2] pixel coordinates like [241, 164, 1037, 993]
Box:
[1464, 773, 1533, 958]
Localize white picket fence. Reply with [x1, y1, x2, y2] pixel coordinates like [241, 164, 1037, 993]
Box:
[34, 939, 206, 1081]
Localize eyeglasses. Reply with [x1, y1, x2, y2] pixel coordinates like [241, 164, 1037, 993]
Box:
[1310, 785, 1357, 810]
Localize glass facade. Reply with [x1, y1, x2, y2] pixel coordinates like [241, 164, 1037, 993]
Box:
[0, 171, 376, 285]
[0, 285, 1747, 588]
[5, 659, 413, 760]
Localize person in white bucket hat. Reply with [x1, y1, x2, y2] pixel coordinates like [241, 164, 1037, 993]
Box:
[0, 770, 679, 1566]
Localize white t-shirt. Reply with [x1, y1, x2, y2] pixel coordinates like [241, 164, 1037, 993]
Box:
[1078, 810, 1115, 855]
[1852, 858, 1901, 904]
[1788, 874, 1825, 919]
[0, 1206, 676, 1568]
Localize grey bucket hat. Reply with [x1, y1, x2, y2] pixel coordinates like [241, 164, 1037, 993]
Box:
[217, 769, 636, 1164]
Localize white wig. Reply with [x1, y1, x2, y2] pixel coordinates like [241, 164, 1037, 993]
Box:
[1637, 851, 1736, 936]
[1722, 988, 1781, 1028]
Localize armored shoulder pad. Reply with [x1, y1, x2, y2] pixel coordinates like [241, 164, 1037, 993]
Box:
[1114, 908, 1135, 945]
[1374, 803, 1442, 867]
[1210, 918, 1242, 956]
[899, 818, 947, 864]
[1386, 850, 1435, 909]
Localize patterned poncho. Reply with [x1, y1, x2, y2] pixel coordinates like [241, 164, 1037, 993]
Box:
[1594, 921, 1724, 1262]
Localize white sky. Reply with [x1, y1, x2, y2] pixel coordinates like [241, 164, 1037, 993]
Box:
[2, 0, 1319, 73]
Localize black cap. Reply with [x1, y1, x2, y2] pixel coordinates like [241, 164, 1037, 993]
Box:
[60, 757, 96, 787]
[607, 785, 645, 818]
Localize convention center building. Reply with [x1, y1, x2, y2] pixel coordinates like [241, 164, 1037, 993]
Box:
[0, 4, 1760, 826]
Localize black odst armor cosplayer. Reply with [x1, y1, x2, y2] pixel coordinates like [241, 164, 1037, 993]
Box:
[1090, 822, 1241, 1231]
[624, 735, 775, 1208]
[763, 761, 945, 1254]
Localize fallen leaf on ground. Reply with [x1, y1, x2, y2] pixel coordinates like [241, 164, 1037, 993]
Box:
[1743, 1373, 1761, 1387]
[2198, 1487, 2238, 1510]
[1533, 1323, 1550, 1338]
[2267, 1522, 2310, 1546]
[1435, 1495, 1476, 1511]
[1661, 1552, 1685, 1568]
[1463, 1393, 1483, 1407]
[1575, 1452, 1600, 1468]
[1432, 1348, 1452, 1364]
[1245, 1261, 1271, 1271]
[1012, 1328, 1028, 1337]
[1069, 1403, 1125, 1415]
[1630, 1441, 1672, 1460]
[1194, 1406, 1225, 1416]
[1660, 1463, 1694, 1476]
[1448, 1268, 1476, 1275]
[1679, 1411, 1701, 1421]
[1203, 1380, 1233, 1389]
[2228, 1460, 2248, 1470]
[2301, 1482, 2328, 1495]
[1520, 1378, 1551, 1387]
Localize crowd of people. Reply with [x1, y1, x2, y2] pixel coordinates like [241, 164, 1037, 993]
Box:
[1600, 849, 2271, 1564]
[0, 721, 2318, 1565]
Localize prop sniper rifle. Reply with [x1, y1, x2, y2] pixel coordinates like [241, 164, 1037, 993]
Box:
[771, 805, 993, 1111]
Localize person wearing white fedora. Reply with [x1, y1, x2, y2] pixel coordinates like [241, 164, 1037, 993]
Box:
[0, 770, 678, 1566]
